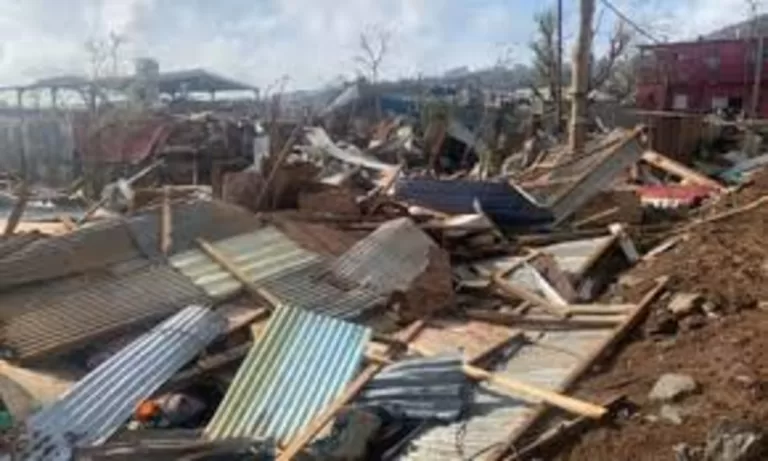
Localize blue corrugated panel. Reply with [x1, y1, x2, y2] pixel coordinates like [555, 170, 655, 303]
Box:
[394, 178, 553, 226]
[205, 306, 370, 445]
[20, 306, 226, 461]
[357, 355, 469, 422]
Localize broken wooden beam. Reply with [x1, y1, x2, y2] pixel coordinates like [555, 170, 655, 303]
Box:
[160, 186, 172, 256]
[465, 309, 625, 329]
[641, 150, 727, 193]
[405, 343, 607, 420]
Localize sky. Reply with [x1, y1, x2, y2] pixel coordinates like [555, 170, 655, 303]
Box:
[0, 0, 764, 92]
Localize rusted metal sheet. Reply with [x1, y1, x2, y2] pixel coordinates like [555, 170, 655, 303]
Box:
[20, 306, 225, 461]
[0, 262, 208, 362]
[204, 306, 370, 445]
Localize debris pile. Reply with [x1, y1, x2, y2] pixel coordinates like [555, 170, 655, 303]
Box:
[5, 106, 768, 461]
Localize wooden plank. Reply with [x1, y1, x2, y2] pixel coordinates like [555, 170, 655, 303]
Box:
[57, 214, 77, 232]
[641, 150, 727, 192]
[160, 186, 172, 256]
[408, 343, 607, 420]
[465, 309, 624, 329]
[196, 238, 282, 308]
[277, 320, 426, 460]
[488, 276, 669, 460]
[492, 271, 570, 318]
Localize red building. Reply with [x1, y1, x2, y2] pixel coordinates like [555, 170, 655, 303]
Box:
[636, 37, 768, 117]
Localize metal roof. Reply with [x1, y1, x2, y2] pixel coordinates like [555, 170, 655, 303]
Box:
[401, 326, 625, 460]
[169, 226, 323, 299]
[0, 262, 208, 362]
[125, 200, 262, 260]
[330, 218, 435, 294]
[0, 220, 140, 291]
[356, 355, 469, 422]
[455, 235, 616, 292]
[393, 178, 553, 227]
[204, 306, 370, 445]
[170, 226, 386, 319]
[20, 305, 226, 461]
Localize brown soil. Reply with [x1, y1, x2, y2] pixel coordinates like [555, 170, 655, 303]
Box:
[558, 308, 768, 461]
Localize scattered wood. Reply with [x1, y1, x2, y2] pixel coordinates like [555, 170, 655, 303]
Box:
[490, 276, 669, 460]
[492, 271, 570, 318]
[673, 195, 768, 235]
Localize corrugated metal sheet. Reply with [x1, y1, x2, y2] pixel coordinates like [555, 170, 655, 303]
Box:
[393, 178, 553, 227]
[401, 326, 624, 460]
[331, 218, 434, 294]
[170, 226, 323, 299]
[0, 113, 76, 187]
[357, 355, 469, 422]
[455, 235, 615, 291]
[205, 306, 370, 445]
[170, 226, 386, 319]
[125, 200, 262, 259]
[548, 129, 644, 224]
[0, 263, 208, 362]
[20, 305, 226, 461]
[0, 220, 140, 291]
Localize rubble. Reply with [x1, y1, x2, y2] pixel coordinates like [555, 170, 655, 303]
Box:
[2, 82, 768, 461]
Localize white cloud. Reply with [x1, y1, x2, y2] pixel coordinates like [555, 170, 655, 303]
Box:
[0, 0, 759, 92]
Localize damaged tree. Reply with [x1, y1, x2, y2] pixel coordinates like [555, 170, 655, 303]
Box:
[354, 26, 392, 119]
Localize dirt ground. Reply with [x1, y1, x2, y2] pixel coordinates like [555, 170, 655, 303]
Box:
[557, 308, 768, 461]
[552, 172, 768, 460]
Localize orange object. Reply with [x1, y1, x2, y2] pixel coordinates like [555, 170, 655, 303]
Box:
[135, 400, 161, 422]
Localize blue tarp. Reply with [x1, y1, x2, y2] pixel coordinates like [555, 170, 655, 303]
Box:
[394, 178, 554, 227]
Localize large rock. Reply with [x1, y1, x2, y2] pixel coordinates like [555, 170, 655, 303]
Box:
[667, 293, 703, 316]
[704, 420, 765, 461]
[649, 373, 699, 402]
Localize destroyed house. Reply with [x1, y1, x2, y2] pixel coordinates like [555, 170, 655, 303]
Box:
[636, 37, 768, 116]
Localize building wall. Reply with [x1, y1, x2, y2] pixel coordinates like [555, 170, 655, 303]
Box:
[636, 38, 768, 116]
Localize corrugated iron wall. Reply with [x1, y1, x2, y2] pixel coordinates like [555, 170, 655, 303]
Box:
[0, 113, 76, 187]
[21, 305, 226, 461]
[205, 306, 370, 445]
[0, 262, 209, 362]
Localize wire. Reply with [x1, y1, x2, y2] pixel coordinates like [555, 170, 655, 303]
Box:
[599, 0, 662, 44]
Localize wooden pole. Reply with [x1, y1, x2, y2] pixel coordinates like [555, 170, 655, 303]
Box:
[277, 320, 426, 461]
[568, 0, 595, 152]
[4, 183, 29, 237]
[160, 186, 172, 256]
[555, 0, 564, 134]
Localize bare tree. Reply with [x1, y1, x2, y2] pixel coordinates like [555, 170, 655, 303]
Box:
[530, 9, 560, 104]
[590, 20, 633, 91]
[354, 26, 392, 84]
